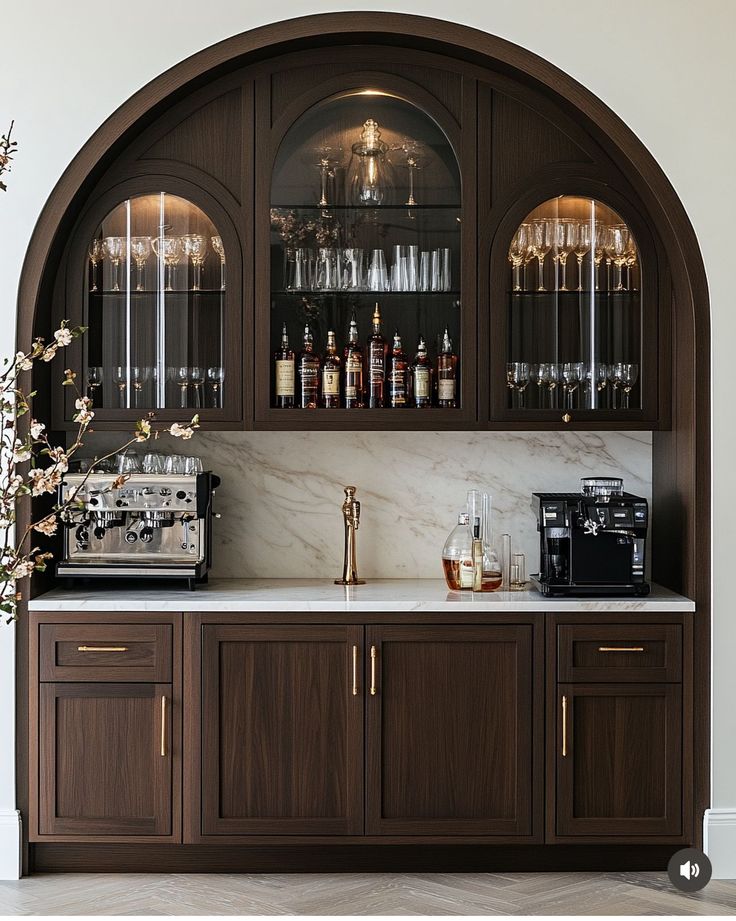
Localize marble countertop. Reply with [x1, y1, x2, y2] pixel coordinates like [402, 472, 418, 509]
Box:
[28, 579, 695, 613]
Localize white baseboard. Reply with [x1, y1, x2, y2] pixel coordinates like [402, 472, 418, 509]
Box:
[704, 808, 736, 879]
[0, 810, 21, 880]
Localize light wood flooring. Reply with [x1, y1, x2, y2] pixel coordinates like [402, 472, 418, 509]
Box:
[1, 872, 736, 915]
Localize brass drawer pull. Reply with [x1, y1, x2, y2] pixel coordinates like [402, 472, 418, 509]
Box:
[561, 695, 568, 757]
[160, 696, 167, 757]
[77, 646, 128, 652]
[352, 645, 359, 696]
[597, 646, 645, 653]
[370, 645, 377, 696]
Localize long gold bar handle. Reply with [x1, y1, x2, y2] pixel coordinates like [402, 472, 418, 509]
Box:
[352, 645, 359, 696]
[370, 645, 377, 696]
[160, 695, 167, 757]
[561, 695, 567, 758]
[598, 646, 645, 653]
[77, 646, 128, 652]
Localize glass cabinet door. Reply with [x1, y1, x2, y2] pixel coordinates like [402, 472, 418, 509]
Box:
[268, 91, 462, 413]
[504, 196, 643, 417]
[83, 193, 227, 414]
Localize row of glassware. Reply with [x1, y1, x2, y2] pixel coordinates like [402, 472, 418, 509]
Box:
[283, 244, 453, 293]
[88, 234, 226, 293]
[86, 365, 225, 409]
[78, 449, 205, 476]
[508, 219, 638, 292]
[506, 360, 639, 409]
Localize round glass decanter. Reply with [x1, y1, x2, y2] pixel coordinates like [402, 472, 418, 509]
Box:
[350, 118, 393, 206]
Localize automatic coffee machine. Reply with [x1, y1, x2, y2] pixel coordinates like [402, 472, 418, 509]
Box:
[57, 471, 220, 589]
[532, 477, 650, 596]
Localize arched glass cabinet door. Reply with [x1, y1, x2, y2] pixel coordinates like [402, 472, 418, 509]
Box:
[504, 196, 643, 416]
[268, 91, 463, 413]
[83, 193, 227, 414]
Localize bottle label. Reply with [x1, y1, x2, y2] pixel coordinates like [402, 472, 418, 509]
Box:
[459, 558, 475, 589]
[439, 379, 456, 401]
[322, 370, 339, 395]
[414, 367, 430, 398]
[275, 359, 295, 396]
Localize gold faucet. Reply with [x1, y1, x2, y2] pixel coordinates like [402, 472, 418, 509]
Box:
[335, 485, 366, 585]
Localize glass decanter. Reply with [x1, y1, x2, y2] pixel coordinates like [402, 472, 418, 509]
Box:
[442, 512, 474, 591]
[349, 118, 393, 206]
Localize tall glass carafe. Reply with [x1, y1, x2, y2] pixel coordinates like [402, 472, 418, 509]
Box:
[467, 489, 503, 592]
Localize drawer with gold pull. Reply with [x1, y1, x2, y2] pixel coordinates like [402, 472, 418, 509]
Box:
[40, 623, 172, 682]
[557, 624, 681, 682]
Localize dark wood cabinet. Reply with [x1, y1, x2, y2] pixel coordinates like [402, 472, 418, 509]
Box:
[199, 624, 363, 835]
[365, 625, 540, 837]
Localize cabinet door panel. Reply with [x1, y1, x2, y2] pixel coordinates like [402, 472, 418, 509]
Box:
[201, 625, 363, 835]
[556, 683, 681, 837]
[366, 625, 537, 836]
[39, 682, 172, 837]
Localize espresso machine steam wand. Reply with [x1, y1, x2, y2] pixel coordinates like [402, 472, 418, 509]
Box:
[335, 485, 366, 585]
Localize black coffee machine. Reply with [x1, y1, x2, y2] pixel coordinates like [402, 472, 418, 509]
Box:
[532, 477, 650, 596]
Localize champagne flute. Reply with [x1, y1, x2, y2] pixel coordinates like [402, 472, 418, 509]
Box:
[574, 222, 592, 291]
[553, 219, 577, 291]
[130, 236, 152, 292]
[102, 236, 125, 292]
[207, 366, 225, 408]
[181, 233, 208, 291]
[508, 224, 531, 292]
[86, 365, 103, 407]
[88, 239, 103, 292]
[152, 236, 182, 292]
[211, 235, 226, 289]
[530, 219, 554, 291]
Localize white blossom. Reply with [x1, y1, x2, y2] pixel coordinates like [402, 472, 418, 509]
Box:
[11, 559, 35, 579]
[47, 446, 69, 472]
[27, 467, 62, 496]
[73, 407, 94, 425]
[33, 515, 58, 537]
[15, 351, 33, 372]
[30, 420, 45, 439]
[53, 327, 73, 347]
[12, 440, 31, 463]
[41, 345, 58, 362]
[75, 396, 92, 411]
[169, 422, 194, 440]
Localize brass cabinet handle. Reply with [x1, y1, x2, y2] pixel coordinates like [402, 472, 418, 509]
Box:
[561, 695, 568, 757]
[370, 645, 377, 696]
[352, 645, 359, 696]
[160, 695, 167, 757]
[597, 646, 645, 653]
[77, 646, 128, 652]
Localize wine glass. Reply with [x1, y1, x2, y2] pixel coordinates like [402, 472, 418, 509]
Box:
[624, 233, 638, 290]
[88, 239, 103, 292]
[112, 366, 128, 408]
[508, 224, 531, 292]
[181, 234, 208, 291]
[553, 219, 577, 291]
[86, 366, 103, 407]
[211, 235, 226, 289]
[530, 220, 554, 291]
[506, 361, 531, 408]
[175, 366, 190, 408]
[152, 236, 182, 291]
[595, 362, 610, 408]
[537, 362, 559, 408]
[207, 366, 225, 408]
[189, 366, 205, 408]
[606, 224, 631, 291]
[130, 366, 151, 409]
[129, 236, 152, 292]
[574, 222, 592, 291]
[314, 145, 343, 208]
[394, 138, 425, 207]
[561, 361, 584, 409]
[592, 223, 609, 290]
[102, 236, 125, 292]
[614, 362, 639, 409]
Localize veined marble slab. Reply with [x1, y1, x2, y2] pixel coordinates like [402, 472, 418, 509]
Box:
[29, 578, 694, 613]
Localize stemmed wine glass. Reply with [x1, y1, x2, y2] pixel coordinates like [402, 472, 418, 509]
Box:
[86, 366, 103, 407]
[624, 233, 638, 290]
[112, 366, 128, 408]
[189, 366, 205, 408]
[606, 224, 631, 291]
[573, 222, 592, 291]
[596, 362, 610, 408]
[129, 236, 152, 292]
[393, 138, 425, 207]
[207, 366, 225, 408]
[314, 145, 343, 208]
[508, 224, 531, 292]
[506, 361, 531, 408]
[553, 219, 577, 291]
[130, 366, 151, 409]
[530, 220, 554, 291]
[181, 234, 208, 291]
[613, 362, 639, 409]
[152, 236, 182, 292]
[561, 361, 584, 409]
[88, 239, 103, 293]
[211, 235, 226, 289]
[537, 362, 560, 408]
[592, 223, 608, 290]
[102, 236, 125, 292]
[175, 367, 191, 408]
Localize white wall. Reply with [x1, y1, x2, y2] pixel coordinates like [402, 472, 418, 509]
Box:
[2, 0, 735, 878]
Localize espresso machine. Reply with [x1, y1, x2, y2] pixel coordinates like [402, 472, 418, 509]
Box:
[531, 477, 650, 596]
[57, 471, 220, 589]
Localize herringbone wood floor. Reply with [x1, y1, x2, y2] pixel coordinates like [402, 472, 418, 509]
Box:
[1, 872, 736, 915]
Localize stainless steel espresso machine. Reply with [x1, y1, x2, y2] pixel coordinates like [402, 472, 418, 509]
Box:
[57, 471, 220, 589]
[531, 477, 650, 597]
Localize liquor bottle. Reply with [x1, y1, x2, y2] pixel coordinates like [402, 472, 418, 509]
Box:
[297, 324, 320, 409]
[412, 335, 432, 408]
[274, 321, 295, 408]
[343, 313, 364, 408]
[388, 331, 408, 408]
[321, 329, 341, 409]
[367, 302, 387, 408]
[436, 327, 458, 408]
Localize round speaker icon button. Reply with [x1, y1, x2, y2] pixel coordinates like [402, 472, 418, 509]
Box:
[667, 848, 712, 892]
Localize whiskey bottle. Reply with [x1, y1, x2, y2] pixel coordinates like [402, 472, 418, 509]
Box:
[321, 329, 341, 409]
[344, 313, 364, 408]
[436, 327, 458, 408]
[388, 331, 408, 408]
[367, 302, 387, 408]
[297, 324, 320, 409]
[274, 321, 295, 408]
[412, 335, 432, 408]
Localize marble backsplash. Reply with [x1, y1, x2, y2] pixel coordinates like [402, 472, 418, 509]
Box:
[79, 431, 652, 580]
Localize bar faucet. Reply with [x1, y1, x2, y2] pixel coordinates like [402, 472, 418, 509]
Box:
[335, 485, 366, 585]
